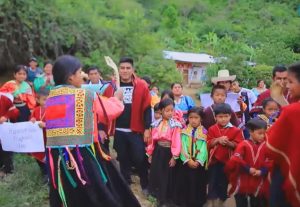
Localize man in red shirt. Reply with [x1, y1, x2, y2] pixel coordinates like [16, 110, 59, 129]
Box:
[251, 65, 297, 115]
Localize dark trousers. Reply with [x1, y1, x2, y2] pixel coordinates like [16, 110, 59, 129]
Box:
[235, 194, 267, 207]
[208, 162, 228, 201]
[0, 144, 14, 173]
[269, 166, 291, 207]
[113, 130, 148, 189]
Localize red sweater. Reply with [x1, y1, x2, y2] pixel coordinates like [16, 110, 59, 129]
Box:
[226, 140, 271, 196]
[207, 124, 244, 165]
[30, 106, 46, 162]
[267, 102, 300, 206]
[0, 95, 19, 122]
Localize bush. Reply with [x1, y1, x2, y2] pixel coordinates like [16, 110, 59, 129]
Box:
[247, 64, 273, 88]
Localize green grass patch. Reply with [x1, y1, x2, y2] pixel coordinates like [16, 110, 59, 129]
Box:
[0, 154, 49, 207]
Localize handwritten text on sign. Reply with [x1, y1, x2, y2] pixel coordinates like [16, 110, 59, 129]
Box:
[0, 122, 45, 153]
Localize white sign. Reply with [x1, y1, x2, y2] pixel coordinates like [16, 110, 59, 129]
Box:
[200, 92, 241, 112]
[0, 122, 45, 153]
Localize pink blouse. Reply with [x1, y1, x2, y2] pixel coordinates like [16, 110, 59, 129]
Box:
[147, 118, 182, 158]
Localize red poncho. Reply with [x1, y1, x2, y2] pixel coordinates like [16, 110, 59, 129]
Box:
[226, 140, 271, 197]
[267, 102, 300, 206]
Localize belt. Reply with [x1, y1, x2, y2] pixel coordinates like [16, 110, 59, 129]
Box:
[14, 102, 26, 107]
[157, 141, 171, 147]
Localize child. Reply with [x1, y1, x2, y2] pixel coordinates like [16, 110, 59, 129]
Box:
[202, 85, 240, 130]
[0, 65, 36, 122]
[30, 89, 48, 178]
[45, 55, 140, 207]
[161, 89, 184, 125]
[0, 93, 19, 176]
[153, 103, 161, 122]
[176, 107, 208, 207]
[257, 98, 280, 128]
[147, 98, 182, 206]
[207, 103, 244, 206]
[267, 62, 300, 207]
[226, 118, 270, 207]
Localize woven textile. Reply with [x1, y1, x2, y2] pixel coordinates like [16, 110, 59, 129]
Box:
[45, 87, 94, 147]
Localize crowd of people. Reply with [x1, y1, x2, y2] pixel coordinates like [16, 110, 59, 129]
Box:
[0, 55, 299, 207]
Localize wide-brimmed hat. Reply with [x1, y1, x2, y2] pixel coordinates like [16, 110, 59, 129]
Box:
[211, 69, 236, 85]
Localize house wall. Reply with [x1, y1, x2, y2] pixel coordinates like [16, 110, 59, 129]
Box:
[176, 62, 207, 84]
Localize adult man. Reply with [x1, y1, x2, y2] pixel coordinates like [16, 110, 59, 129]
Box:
[211, 69, 236, 92]
[113, 57, 151, 194]
[26, 57, 43, 85]
[86, 66, 116, 97]
[250, 65, 297, 115]
[86, 66, 116, 152]
[87, 66, 104, 84]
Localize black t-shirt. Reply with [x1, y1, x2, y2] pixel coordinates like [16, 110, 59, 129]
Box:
[116, 82, 134, 129]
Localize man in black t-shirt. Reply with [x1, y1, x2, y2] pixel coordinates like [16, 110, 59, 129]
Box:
[113, 57, 151, 194]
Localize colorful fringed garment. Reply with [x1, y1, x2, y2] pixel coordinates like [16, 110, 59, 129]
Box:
[45, 86, 94, 147]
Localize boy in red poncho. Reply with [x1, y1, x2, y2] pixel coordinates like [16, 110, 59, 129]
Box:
[0, 93, 19, 176]
[207, 103, 244, 206]
[226, 118, 271, 207]
[29, 89, 48, 178]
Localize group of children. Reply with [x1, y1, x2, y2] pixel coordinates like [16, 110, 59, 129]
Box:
[148, 83, 281, 207]
[1, 57, 300, 207]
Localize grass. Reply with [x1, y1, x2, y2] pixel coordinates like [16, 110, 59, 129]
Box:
[0, 151, 157, 207]
[0, 154, 49, 207]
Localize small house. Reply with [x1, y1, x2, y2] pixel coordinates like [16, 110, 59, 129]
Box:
[163, 50, 215, 86]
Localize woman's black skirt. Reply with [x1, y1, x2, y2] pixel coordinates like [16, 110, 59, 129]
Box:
[47, 146, 141, 207]
[148, 144, 178, 204]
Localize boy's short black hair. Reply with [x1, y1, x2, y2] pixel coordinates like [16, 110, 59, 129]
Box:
[211, 85, 227, 97]
[213, 103, 232, 115]
[87, 66, 102, 75]
[246, 118, 267, 131]
[119, 57, 134, 66]
[153, 103, 160, 112]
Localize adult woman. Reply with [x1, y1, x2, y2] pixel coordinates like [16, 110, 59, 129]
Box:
[45, 55, 140, 207]
[33, 61, 55, 92]
[0, 65, 36, 121]
[252, 80, 267, 97]
[171, 83, 195, 119]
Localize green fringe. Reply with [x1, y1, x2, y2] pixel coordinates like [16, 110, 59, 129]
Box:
[57, 157, 68, 207]
[86, 146, 108, 183]
[59, 149, 77, 188]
